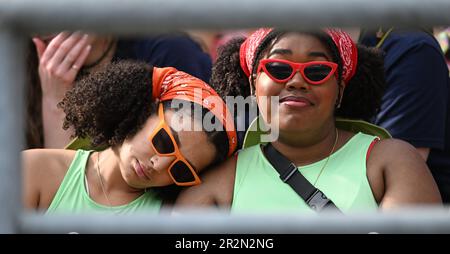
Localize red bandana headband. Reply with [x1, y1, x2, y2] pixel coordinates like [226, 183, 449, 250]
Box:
[239, 28, 358, 85]
[239, 28, 273, 77]
[323, 28, 358, 84]
[152, 67, 237, 157]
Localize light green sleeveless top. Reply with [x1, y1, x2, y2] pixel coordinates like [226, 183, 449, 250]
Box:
[232, 132, 378, 213]
[47, 150, 162, 214]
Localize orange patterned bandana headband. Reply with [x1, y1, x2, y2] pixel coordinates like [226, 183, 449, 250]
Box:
[152, 67, 237, 156]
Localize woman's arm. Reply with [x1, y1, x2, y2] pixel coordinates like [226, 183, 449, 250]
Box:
[22, 149, 75, 210]
[175, 156, 237, 209]
[22, 150, 42, 209]
[367, 139, 442, 209]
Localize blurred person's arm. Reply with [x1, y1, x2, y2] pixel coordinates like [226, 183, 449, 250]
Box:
[33, 32, 91, 148]
[42, 95, 74, 148]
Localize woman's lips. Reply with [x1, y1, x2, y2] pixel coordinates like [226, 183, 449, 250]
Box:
[280, 96, 313, 108]
[134, 159, 151, 180]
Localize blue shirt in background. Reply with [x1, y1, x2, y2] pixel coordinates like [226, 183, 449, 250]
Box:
[360, 29, 450, 202]
[114, 33, 212, 83]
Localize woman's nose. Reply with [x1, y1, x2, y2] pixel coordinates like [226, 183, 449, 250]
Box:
[286, 71, 310, 91]
[150, 154, 176, 172]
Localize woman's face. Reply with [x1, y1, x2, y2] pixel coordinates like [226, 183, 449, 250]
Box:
[255, 32, 340, 133]
[117, 108, 217, 189]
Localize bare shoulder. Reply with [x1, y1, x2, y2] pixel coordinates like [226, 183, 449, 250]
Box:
[22, 149, 78, 209]
[22, 149, 77, 177]
[175, 155, 237, 208]
[368, 138, 426, 168]
[372, 138, 417, 152]
[366, 138, 441, 207]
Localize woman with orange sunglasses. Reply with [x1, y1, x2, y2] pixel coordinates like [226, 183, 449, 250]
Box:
[22, 60, 237, 214]
[176, 28, 441, 212]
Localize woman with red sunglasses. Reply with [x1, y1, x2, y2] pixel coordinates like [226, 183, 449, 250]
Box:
[22, 60, 237, 214]
[176, 28, 441, 212]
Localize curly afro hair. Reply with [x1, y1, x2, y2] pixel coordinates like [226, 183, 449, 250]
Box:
[336, 45, 385, 121]
[59, 60, 156, 147]
[210, 37, 250, 100]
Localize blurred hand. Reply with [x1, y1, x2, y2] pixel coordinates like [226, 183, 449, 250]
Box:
[32, 31, 92, 105]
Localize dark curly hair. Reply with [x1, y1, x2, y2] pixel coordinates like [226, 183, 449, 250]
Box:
[211, 29, 386, 121]
[210, 37, 249, 99]
[336, 44, 385, 121]
[60, 60, 155, 147]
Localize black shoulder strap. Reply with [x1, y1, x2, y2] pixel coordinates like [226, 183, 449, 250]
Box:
[263, 143, 341, 213]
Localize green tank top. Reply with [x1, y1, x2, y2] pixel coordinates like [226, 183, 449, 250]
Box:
[232, 132, 378, 213]
[47, 150, 162, 214]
